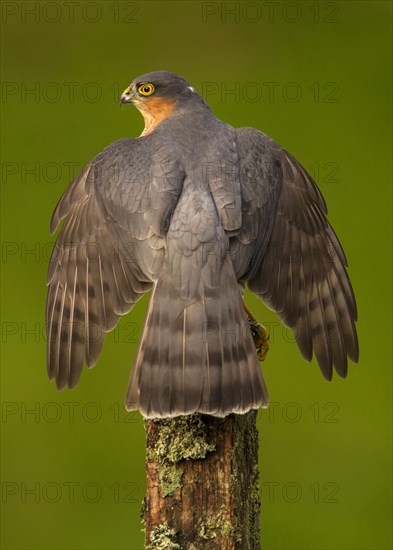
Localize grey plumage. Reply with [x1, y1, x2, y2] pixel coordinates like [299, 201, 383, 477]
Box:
[46, 71, 358, 417]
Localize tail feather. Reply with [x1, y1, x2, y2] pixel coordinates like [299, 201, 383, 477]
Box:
[126, 256, 268, 418]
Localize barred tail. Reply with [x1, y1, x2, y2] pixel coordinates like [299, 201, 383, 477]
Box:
[126, 256, 268, 418]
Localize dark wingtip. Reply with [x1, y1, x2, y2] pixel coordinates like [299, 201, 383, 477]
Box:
[55, 377, 67, 391]
[350, 346, 359, 364]
[320, 363, 333, 382]
[335, 361, 349, 379]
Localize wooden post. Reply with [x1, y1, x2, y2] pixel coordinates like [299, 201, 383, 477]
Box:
[143, 411, 260, 549]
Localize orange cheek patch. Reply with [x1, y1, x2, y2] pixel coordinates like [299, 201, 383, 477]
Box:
[138, 98, 176, 136]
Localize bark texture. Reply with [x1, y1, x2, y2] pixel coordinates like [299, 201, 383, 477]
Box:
[144, 411, 260, 549]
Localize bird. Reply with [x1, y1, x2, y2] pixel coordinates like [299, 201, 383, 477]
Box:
[46, 70, 359, 419]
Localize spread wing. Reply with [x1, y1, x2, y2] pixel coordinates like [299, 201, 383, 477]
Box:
[46, 137, 182, 390]
[236, 127, 359, 380]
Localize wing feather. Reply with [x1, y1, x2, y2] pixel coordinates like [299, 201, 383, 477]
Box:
[46, 139, 161, 389]
[236, 127, 359, 379]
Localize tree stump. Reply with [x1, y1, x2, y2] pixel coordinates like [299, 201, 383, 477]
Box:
[144, 411, 260, 549]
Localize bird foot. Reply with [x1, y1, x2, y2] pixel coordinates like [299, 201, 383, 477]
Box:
[244, 304, 269, 361]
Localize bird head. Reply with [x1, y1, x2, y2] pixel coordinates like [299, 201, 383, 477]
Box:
[120, 71, 204, 136]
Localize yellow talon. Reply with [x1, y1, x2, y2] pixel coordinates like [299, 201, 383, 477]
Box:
[244, 304, 269, 361]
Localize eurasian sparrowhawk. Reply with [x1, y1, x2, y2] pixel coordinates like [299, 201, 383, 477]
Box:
[46, 71, 359, 418]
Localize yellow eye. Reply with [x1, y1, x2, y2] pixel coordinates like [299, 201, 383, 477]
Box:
[138, 83, 155, 96]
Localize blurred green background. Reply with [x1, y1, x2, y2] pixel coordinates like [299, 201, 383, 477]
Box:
[1, 1, 392, 549]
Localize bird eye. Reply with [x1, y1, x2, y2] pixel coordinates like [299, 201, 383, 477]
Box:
[138, 83, 155, 96]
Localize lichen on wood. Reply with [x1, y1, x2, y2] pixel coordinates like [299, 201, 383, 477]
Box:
[144, 411, 261, 549]
[147, 414, 217, 463]
[146, 523, 181, 550]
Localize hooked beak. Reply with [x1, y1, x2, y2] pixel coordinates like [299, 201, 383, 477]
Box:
[120, 85, 133, 104]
